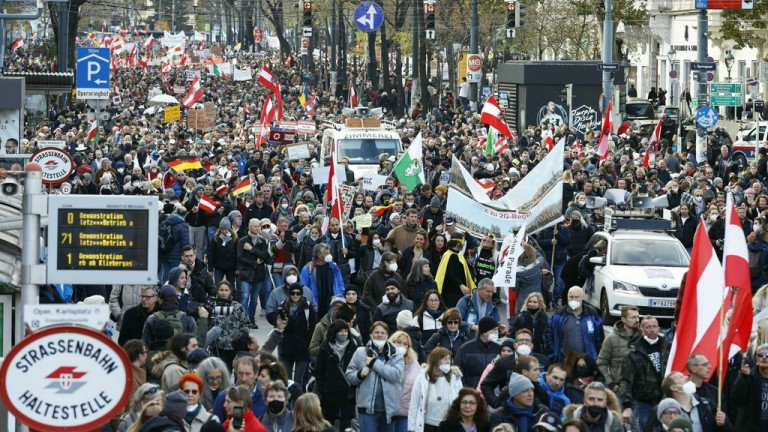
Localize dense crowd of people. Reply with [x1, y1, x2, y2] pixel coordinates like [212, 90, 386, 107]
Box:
[6, 36, 768, 432]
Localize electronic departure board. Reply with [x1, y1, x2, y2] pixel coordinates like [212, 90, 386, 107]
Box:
[47, 196, 159, 284]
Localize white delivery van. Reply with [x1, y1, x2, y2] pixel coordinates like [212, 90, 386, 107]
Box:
[320, 117, 402, 178]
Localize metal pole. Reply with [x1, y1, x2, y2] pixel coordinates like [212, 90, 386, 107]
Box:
[410, 0, 419, 110]
[601, 0, 613, 112]
[469, 0, 478, 111]
[695, 9, 708, 164]
[58, 1, 69, 72]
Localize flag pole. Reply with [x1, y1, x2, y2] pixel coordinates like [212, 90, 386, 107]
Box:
[717, 286, 726, 412]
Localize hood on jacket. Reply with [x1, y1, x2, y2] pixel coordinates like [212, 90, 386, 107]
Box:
[167, 267, 186, 288]
[282, 264, 299, 280]
[538, 372, 567, 396]
[165, 213, 185, 225]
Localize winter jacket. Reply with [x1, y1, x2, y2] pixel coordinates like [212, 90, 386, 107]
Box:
[137, 415, 184, 432]
[454, 338, 501, 388]
[747, 239, 768, 289]
[372, 295, 415, 332]
[237, 234, 270, 282]
[566, 223, 594, 256]
[424, 327, 471, 357]
[162, 214, 190, 265]
[437, 417, 490, 432]
[184, 404, 217, 432]
[308, 313, 363, 357]
[407, 366, 463, 431]
[489, 400, 549, 430]
[222, 409, 267, 432]
[279, 298, 317, 362]
[314, 338, 359, 397]
[405, 278, 438, 307]
[363, 269, 406, 309]
[299, 260, 345, 318]
[596, 321, 638, 388]
[109, 284, 143, 330]
[207, 231, 238, 272]
[545, 304, 604, 363]
[150, 352, 188, 393]
[386, 222, 421, 252]
[564, 405, 623, 432]
[537, 373, 571, 417]
[188, 258, 216, 297]
[265, 265, 318, 324]
[118, 304, 156, 346]
[456, 290, 500, 339]
[258, 409, 293, 432]
[536, 223, 571, 265]
[509, 309, 549, 356]
[398, 359, 422, 417]
[399, 247, 434, 282]
[209, 299, 251, 351]
[731, 368, 768, 432]
[479, 353, 551, 408]
[141, 303, 202, 349]
[618, 337, 671, 407]
[415, 309, 443, 344]
[345, 341, 405, 424]
[513, 260, 547, 314]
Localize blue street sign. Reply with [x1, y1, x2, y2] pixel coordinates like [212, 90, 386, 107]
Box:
[354, 2, 384, 33]
[696, 106, 718, 129]
[597, 63, 620, 72]
[76, 47, 110, 100]
[481, 85, 492, 102]
[691, 62, 716, 71]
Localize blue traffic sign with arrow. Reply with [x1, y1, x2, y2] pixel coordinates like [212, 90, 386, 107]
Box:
[696, 106, 718, 129]
[354, 2, 384, 33]
[76, 47, 110, 100]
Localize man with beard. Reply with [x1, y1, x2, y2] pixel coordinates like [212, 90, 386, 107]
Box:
[564, 382, 624, 431]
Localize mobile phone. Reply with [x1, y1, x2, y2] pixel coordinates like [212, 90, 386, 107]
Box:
[233, 406, 244, 429]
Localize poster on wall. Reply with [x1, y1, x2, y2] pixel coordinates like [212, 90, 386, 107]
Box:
[536, 101, 568, 128]
[0, 109, 21, 154]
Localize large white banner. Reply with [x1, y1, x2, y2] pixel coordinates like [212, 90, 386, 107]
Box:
[233, 68, 253, 81]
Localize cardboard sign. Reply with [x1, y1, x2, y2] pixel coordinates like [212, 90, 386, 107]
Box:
[354, 213, 373, 228]
[361, 172, 388, 191]
[286, 143, 311, 160]
[164, 105, 181, 123]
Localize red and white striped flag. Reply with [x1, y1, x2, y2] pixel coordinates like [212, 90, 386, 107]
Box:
[113, 84, 122, 104]
[643, 116, 664, 168]
[198, 195, 218, 214]
[144, 35, 155, 50]
[597, 102, 613, 160]
[128, 45, 138, 68]
[480, 96, 512, 138]
[305, 93, 317, 115]
[110, 37, 124, 54]
[10, 35, 23, 51]
[183, 76, 203, 108]
[349, 82, 357, 108]
[86, 119, 99, 143]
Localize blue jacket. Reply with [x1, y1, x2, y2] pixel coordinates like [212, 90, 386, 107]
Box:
[456, 291, 499, 339]
[299, 260, 345, 317]
[537, 373, 570, 417]
[545, 304, 604, 363]
[212, 382, 266, 420]
[747, 239, 768, 289]
[162, 214, 189, 266]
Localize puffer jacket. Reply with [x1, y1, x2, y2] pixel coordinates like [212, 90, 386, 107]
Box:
[509, 308, 549, 355]
[597, 321, 638, 388]
[454, 338, 501, 388]
[265, 265, 318, 325]
[162, 213, 190, 265]
[398, 359, 422, 417]
[372, 295, 414, 331]
[618, 336, 671, 407]
[424, 327, 470, 357]
[407, 365, 463, 431]
[345, 341, 405, 424]
[545, 303, 604, 363]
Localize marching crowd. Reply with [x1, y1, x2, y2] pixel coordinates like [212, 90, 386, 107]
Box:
[6, 38, 768, 432]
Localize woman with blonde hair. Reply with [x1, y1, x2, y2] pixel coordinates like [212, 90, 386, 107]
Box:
[123, 400, 162, 432]
[509, 292, 549, 354]
[391, 330, 421, 432]
[291, 393, 335, 432]
[408, 347, 463, 432]
[118, 384, 164, 432]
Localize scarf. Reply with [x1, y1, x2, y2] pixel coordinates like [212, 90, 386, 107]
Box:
[220, 232, 232, 244]
[435, 249, 476, 293]
[505, 400, 535, 432]
[184, 403, 201, 424]
[427, 308, 443, 319]
[331, 340, 349, 360]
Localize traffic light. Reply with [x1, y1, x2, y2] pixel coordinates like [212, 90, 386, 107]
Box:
[302, 1, 312, 27]
[506, 2, 516, 29]
[426, 4, 435, 29]
[515, 2, 526, 27]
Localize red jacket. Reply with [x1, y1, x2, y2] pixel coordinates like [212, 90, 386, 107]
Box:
[222, 409, 267, 432]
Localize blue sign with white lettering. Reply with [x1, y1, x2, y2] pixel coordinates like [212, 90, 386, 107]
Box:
[76, 47, 110, 100]
[481, 85, 492, 102]
[696, 106, 718, 129]
[354, 2, 384, 33]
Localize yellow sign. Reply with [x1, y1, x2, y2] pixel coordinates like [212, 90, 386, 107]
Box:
[164, 105, 181, 123]
[458, 51, 468, 89]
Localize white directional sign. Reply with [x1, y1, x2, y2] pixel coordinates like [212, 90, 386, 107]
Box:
[426, 30, 435, 40]
[354, 2, 384, 33]
[76, 47, 110, 100]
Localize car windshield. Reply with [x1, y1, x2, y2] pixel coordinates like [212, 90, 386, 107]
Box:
[610, 239, 689, 267]
[337, 139, 400, 164]
[626, 103, 655, 119]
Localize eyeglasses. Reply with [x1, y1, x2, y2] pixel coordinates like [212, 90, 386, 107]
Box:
[662, 409, 681, 415]
[460, 400, 478, 406]
[516, 339, 532, 344]
[140, 351, 149, 355]
[140, 295, 156, 299]
[446, 320, 460, 325]
[183, 389, 200, 395]
[757, 353, 768, 359]
[427, 298, 440, 303]
[207, 375, 223, 382]
[142, 386, 160, 397]
[290, 291, 302, 296]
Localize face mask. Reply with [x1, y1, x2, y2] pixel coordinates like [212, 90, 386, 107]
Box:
[644, 336, 659, 345]
[395, 346, 406, 356]
[281, 203, 289, 209]
[262, 228, 271, 235]
[335, 333, 348, 343]
[439, 364, 451, 374]
[324, 254, 333, 263]
[576, 366, 592, 378]
[694, 196, 703, 202]
[372, 339, 386, 348]
[267, 400, 285, 414]
[285, 275, 298, 285]
[516, 345, 532, 356]
[586, 406, 605, 418]
[356, 200, 363, 206]
[577, 200, 586, 207]
[670, 188, 678, 193]
[568, 300, 581, 310]
[709, 214, 718, 222]
[487, 333, 499, 343]
[310, 235, 320, 241]
[118, 168, 124, 174]
[682, 381, 697, 395]
[373, 239, 381, 246]
[388, 263, 398, 272]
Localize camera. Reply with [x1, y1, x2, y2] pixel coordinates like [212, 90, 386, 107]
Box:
[276, 306, 288, 322]
[0, 178, 20, 196]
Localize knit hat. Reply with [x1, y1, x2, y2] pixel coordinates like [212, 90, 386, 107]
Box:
[219, 217, 231, 230]
[83, 173, 92, 181]
[430, 195, 441, 207]
[500, 337, 516, 352]
[193, 184, 204, 194]
[345, 285, 359, 295]
[507, 372, 534, 397]
[163, 390, 188, 419]
[668, 415, 693, 432]
[329, 295, 345, 308]
[477, 316, 498, 335]
[656, 398, 683, 420]
[384, 278, 402, 291]
[396, 310, 413, 329]
[186, 348, 210, 369]
[163, 202, 175, 214]
[228, 210, 241, 222]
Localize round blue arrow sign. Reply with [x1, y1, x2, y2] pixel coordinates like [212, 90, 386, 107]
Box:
[354, 2, 384, 33]
[696, 106, 718, 129]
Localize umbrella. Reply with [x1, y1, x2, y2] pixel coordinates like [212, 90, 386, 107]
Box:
[147, 94, 180, 106]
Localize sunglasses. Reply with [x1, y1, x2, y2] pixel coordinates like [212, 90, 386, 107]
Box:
[142, 386, 160, 397]
[183, 389, 200, 395]
[447, 320, 460, 325]
[290, 291, 302, 296]
[757, 353, 768, 359]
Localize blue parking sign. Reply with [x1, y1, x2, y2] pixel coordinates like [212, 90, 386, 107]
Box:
[76, 47, 110, 100]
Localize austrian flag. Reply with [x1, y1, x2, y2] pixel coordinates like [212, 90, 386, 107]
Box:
[480, 96, 512, 138]
[198, 195, 218, 214]
[183, 76, 203, 108]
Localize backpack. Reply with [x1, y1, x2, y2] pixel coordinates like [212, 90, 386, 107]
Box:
[158, 219, 176, 255]
[153, 310, 185, 336]
[748, 247, 765, 279]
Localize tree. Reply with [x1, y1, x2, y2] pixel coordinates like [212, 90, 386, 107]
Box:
[720, 4, 768, 49]
[48, 0, 88, 71]
[262, 0, 291, 58]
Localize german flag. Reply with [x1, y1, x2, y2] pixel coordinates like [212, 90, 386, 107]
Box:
[166, 156, 203, 171]
[232, 179, 251, 196]
[374, 204, 394, 216]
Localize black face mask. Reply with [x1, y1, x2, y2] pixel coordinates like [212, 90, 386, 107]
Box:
[575, 366, 592, 378]
[586, 405, 605, 418]
[268, 399, 285, 414]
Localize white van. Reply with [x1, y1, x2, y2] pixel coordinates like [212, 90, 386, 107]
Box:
[320, 118, 402, 178]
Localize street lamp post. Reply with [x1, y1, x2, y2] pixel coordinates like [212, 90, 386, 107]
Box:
[667, 47, 676, 106]
[725, 50, 734, 80]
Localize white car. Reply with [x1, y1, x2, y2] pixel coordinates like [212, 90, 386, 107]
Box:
[581, 229, 689, 324]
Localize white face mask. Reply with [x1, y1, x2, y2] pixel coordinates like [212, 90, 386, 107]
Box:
[382, 294, 390, 304]
[262, 228, 271, 235]
[568, 300, 581, 310]
[372, 339, 386, 348]
[373, 239, 381, 246]
[487, 333, 499, 343]
[395, 346, 406, 356]
[670, 188, 678, 193]
[694, 196, 703, 202]
[388, 263, 398, 272]
[682, 381, 697, 395]
[285, 275, 298, 285]
[281, 203, 289, 209]
[709, 214, 718, 222]
[577, 200, 586, 207]
[516, 345, 532, 356]
[356, 200, 363, 206]
[644, 336, 659, 345]
[324, 254, 333, 263]
[439, 364, 452, 374]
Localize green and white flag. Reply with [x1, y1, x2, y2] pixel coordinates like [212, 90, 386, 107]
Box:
[212, 63, 221, 76]
[485, 126, 496, 156]
[393, 131, 425, 191]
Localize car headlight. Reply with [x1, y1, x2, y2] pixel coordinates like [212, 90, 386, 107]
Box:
[613, 280, 640, 294]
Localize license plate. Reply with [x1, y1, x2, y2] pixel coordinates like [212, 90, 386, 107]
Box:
[649, 299, 676, 308]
